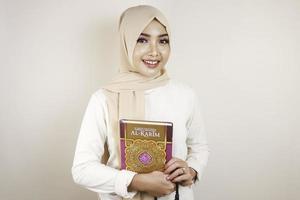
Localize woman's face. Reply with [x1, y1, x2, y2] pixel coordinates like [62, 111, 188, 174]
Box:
[132, 19, 170, 77]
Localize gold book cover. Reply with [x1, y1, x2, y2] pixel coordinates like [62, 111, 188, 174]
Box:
[120, 119, 173, 173]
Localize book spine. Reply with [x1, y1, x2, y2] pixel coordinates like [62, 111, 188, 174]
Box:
[166, 125, 173, 162]
[120, 121, 126, 169]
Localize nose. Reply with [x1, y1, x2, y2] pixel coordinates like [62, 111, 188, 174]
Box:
[150, 42, 159, 57]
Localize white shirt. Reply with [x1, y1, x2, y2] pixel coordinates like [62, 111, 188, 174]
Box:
[72, 80, 209, 200]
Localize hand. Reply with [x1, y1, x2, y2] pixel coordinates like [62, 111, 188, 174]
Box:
[128, 171, 176, 197]
[164, 157, 197, 186]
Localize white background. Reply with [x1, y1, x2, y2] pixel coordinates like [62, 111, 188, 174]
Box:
[1, 0, 299, 200]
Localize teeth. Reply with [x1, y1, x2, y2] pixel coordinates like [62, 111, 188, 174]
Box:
[144, 60, 158, 65]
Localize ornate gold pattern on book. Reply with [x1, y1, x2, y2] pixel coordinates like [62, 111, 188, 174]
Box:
[125, 139, 166, 173]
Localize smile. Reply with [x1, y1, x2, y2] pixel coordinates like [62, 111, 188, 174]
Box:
[143, 59, 160, 68]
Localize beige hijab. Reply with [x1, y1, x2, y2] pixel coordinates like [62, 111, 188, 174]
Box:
[101, 5, 171, 200]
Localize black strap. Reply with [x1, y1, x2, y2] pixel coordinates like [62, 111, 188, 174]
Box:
[174, 183, 179, 200]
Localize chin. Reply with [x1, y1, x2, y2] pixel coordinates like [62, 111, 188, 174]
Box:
[139, 69, 160, 77]
[135, 63, 160, 77]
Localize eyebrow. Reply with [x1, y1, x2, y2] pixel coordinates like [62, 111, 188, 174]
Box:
[140, 33, 169, 37]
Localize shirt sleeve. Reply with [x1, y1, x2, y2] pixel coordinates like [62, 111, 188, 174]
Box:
[71, 91, 137, 198]
[185, 90, 210, 181]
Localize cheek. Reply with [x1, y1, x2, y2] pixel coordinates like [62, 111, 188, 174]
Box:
[134, 45, 149, 58]
[160, 47, 170, 60]
[133, 51, 143, 64]
[159, 44, 170, 53]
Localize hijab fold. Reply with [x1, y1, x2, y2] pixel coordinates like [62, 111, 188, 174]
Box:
[102, 5, 171, 200]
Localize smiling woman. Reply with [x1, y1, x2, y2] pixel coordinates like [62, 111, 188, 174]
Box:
[133, 19, 170, 77]
[72, 5, 209, 200]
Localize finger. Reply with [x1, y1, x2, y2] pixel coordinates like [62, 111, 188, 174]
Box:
[172, 174, 190, 183]
[164, 161, 188, 174]
[167, 168, 185, 180]
[164, 161, 182, 174]
[164, 158, 187, 173]
[164, 157, 179, 169]
[164, 157, 187, 169]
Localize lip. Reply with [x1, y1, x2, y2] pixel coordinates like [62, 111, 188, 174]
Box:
[142, 59, 160, 68]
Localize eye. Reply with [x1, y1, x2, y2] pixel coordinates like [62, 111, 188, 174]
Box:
[137, 37, 148, 43]
[160, 38, 169, 44]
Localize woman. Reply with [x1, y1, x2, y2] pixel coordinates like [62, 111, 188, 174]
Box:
[72, 5, 209, 200]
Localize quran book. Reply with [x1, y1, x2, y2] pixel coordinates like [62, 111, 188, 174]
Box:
[120, 119, 173, 173]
